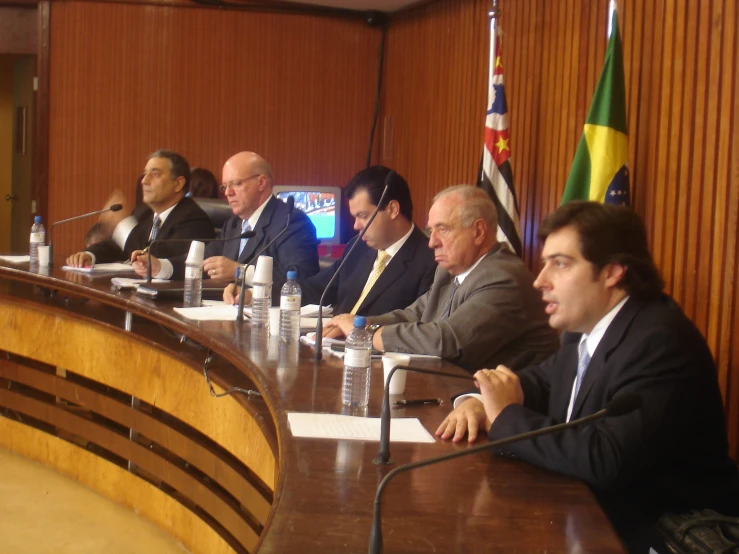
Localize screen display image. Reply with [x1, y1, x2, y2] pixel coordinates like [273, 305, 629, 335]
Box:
[276, 191, 336, 240]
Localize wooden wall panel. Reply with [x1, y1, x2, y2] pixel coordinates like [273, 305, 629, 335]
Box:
[47, 1, 381, 256]
[382, 0, 739, 456]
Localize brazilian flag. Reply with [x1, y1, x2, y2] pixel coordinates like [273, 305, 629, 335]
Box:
[561, 13, 629, 205]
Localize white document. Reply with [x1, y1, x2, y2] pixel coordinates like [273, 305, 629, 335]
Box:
[62, 263, 135, 273]
[0, 255, 31, 263]
[287, 412, 436, 443]
[300, 304, 333, 317]
[111, 277, 167, 290]
[173, 304, 245, 321]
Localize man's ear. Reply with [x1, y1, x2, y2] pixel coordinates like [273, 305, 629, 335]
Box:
[174, 176, 186, 194]
[386, 199, 400, 220]
[604, 263, 627, 288]
[473, 219, 487, 245]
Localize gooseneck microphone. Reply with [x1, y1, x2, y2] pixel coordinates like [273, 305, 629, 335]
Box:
[368, 393, 643, 554]
[375, 365, 474, 465]
[314, 172, 394, 361]
[236, 195, 295, 322]
[144, 230, 256, 283]
[48, 203, 123, 267]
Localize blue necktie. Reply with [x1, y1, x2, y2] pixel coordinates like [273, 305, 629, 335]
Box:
[149, 214, 161, 242]
[573, 344, 591, 400]
[239, 219, 252, 257]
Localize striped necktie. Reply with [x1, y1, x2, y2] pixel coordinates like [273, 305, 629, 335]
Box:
[239, 219, 252, 257]
[149, 214, 161, 242]
[573, 344, 591, 400]
[350, 250, 391, 315]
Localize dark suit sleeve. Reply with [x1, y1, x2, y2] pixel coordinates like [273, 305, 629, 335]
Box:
[299, 260, 339, 306]
[488, 326, 718, 490]
[86, 238, 127, 264]
[269, 211, 320, 301]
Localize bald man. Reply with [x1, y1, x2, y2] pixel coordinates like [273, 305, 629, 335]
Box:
[138, 152, 320, 302]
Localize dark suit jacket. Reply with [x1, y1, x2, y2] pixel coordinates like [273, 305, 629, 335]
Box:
[371, 243, 559, 372]
[87, 197, 215, 263]
[489, 295, 739, 551]
[299, 226, 436, 316]
[172, 195, 320, 303]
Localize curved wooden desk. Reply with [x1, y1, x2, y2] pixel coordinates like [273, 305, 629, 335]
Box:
[0, 261, 625, 553]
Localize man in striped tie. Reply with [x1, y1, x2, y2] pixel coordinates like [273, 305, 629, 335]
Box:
[437, 202, 739, 553]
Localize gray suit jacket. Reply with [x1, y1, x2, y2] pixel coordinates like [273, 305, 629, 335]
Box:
[370, 243, 559, 372]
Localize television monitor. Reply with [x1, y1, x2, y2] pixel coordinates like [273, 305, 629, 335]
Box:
[273, 185, 342, 245]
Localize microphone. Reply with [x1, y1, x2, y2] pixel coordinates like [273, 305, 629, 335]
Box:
[375, 365, 474, 465]
[236, 195, 295, 322]
[144, 230, 256, 283]
[368, 393, 643, 554]
[314, 172, 394, 360]
[48, 204, 123, 267]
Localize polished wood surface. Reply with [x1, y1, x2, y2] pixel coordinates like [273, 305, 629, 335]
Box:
[382, 0, 739, 459]
[0, 260, 625, 553]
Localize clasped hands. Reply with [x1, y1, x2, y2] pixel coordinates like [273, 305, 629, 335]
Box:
[435, 365, 524, 443]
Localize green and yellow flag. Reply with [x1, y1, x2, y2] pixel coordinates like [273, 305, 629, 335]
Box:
[561, 13, 629, 205]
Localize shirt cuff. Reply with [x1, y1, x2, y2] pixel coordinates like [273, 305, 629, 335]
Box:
[84, 251, 96, 266]
[112, 216, 138, 251]
[453, 393, 482, 409]
[156, 258, 174, 280]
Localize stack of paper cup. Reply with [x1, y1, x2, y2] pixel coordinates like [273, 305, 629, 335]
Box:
[382, 353, 411, 395]
[37, 245, 50, 267]
[186, 241, 205, 267]
[254, 255, 273, 284]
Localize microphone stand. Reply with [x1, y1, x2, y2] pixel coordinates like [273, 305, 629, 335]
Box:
[236, 196, 295, 323]
[144, 231, 256, 283]
[314, 173, 394, 360]
[375, 365, 474, 465]
[48, 203, 123, 267]
[368, 393, 643, 554]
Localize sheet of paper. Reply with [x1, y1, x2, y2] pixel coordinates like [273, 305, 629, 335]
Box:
[173, 304, 245, 321]
[62, 263, 135, 273]
[301, 304, 333, 317]
[0, 255, 31, 263]
[287, 412, 435, 443]
[111, 277, 167, 289]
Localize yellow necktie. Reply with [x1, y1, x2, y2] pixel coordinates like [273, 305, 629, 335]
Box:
[350, 250, 391, 314]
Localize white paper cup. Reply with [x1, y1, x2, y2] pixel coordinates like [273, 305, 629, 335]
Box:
[185, 241, 205, 266]
[254, 255, 273, 285]
[382, 353, 411, 395]
[269, 306, 281, 336]
[37, 245, 50, 266]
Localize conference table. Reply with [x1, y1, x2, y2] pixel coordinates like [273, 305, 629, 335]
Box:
[0, 259, 625, 553]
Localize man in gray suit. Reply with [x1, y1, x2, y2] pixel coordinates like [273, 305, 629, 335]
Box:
[324, 185, 558, 373]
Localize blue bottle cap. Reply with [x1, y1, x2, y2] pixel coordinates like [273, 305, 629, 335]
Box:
[353, 315, 366, 328]
[34, 215, 42, 223]
[287, 270, 297, 280]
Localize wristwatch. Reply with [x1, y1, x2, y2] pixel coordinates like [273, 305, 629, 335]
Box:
[366, 323, 381, 338]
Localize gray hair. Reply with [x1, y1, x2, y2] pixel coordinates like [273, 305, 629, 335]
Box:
[433, 185, 497, 230]
[147, 149, 191, 191]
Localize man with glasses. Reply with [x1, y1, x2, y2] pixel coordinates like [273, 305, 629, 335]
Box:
[139, 151, 319, 302]
[66, 149, 214, 267]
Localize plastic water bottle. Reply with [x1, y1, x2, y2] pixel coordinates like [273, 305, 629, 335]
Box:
[252, 281, 271, 327]
[341, 315, 372, 408]
[183, 260, 203, 307]
[29, 216, 45, 263]
[279, 270, 301, 342]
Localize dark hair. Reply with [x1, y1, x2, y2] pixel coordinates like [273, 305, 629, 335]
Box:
[538, 201, 664, 301]
[345, 165, 413, 221]
[189, 167, 220, 198]
[84, 222, 109, 247]
[148, 149, 191, 192]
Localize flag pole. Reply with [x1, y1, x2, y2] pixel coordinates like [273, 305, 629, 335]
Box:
[488, 0, 499, 97]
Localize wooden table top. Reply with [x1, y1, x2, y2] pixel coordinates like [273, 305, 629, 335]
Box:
[0, 260, 626, 553]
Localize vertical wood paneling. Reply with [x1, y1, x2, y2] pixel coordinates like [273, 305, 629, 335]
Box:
[382, 0, 739, 457]
[47, 1, 381, 255]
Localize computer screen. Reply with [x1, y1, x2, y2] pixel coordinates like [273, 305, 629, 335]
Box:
[273, 185, 342, 245]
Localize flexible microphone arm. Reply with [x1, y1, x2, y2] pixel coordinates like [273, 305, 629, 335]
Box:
[314, 173, 394, 360]
[236, 195, 295, 322]
[375, 365, 475, 465]
[48, 203, 123, 267]
[144, 230, 256, 283]
[368, 393, 643, 554]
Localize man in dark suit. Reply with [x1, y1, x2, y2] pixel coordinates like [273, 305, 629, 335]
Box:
[437, 202, 739, 552]
[324, 185, 558, 372]
[143, 151, 319, 302]
[66, 150, 214, 267]
[224, 166, 436, 315]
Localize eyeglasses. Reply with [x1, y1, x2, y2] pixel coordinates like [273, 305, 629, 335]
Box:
[220, 173, 261, 193]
